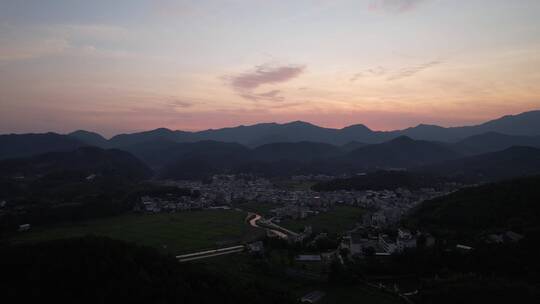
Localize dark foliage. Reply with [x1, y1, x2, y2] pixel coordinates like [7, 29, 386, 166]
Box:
[345, 136, 461, 168]
[0, 146, 152, 181]
[0, 133, 84, 160]
[313, 170, 445, 191]
[0, 236, 296, 304]
[415, 146, 540, 183]
[407, 175, 540, 237]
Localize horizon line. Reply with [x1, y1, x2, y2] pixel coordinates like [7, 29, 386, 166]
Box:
[3, 108, 537, 139]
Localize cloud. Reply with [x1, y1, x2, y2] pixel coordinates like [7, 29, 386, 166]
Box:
[387, 60, 441, 81]
[230, 64, 305, 90]
[240, 90, 285, 102]
[226, 63, 305, 102]
[350, 66, 386, 82]
[368, 0, 428, 13]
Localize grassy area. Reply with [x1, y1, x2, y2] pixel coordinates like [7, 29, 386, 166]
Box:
[199, 253, 401, 304]
[10, 210, 263, 254]
[281, 206, 365, 234]
[234, 201, 281, 216]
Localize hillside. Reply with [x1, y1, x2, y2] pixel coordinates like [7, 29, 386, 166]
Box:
[108, 128, 197, 147]
[408, 175, 540, 237]
[453, 132, 540, 155]
[68, 130, 109, 147]
[0, 146, 152, 181]
[346, 136, 461, 168]
[0, 133, 84, 160]
[253, 141, 343, 161]
[157, 141, 252, 179]
[416, 146, 540, 182]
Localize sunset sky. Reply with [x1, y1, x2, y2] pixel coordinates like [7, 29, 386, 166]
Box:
[1, 0, 540, 137]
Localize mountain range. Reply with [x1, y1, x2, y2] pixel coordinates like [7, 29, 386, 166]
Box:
[63, 109, 540, 147]
[1, 109, 540, 181]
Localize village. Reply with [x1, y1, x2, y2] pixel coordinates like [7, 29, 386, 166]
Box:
[135, 174, 463, 258]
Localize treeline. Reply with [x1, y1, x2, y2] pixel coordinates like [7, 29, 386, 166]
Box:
[0, 177, 193, 233]
[312, 171, 447, 192]
[0, 236, 296, 304]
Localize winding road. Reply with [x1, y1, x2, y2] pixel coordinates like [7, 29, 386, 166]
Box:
[177, 212, 297, 262]
[247, 212, 296, 239]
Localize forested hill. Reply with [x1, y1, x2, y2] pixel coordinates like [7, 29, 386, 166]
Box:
[407, 175, 540, 238]
[0, 146, 152, 181]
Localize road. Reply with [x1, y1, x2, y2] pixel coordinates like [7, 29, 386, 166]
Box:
[247, 212, 296, 239]
[176, 245, 245, 262]
[177, 212, 298, 262]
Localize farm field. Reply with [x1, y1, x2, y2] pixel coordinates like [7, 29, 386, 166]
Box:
[280, 206, 365, 234]
[10, 210, 262, 254]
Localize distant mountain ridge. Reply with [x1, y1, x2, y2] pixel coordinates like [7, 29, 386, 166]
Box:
[2, 132, 540, 181]
[68, 130, 108, 147]
[66, 109, 540, 147]
[453, 132, 540, 155]
[1, 109, 540, 181]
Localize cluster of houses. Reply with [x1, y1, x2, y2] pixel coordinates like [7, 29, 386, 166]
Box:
[136, 195, 208, 213]
[485, 230, 524, 244]
[343, 227, 436, 257]
[149, 175, 457, 223]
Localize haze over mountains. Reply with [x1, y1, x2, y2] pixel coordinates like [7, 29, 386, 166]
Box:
[62, 110, 540, 147]
[2, 109, 540, 182]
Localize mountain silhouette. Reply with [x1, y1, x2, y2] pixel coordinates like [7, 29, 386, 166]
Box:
[416, 146, 540, 182]
[70, 109, 540, 147]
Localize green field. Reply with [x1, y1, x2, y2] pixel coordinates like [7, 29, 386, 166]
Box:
[10, 210, 263, 254]
[281, 206, 365, 234]
[200, 254, 401, 304]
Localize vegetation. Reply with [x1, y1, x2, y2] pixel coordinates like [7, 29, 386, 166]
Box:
[0, 132, 83, 160]
[313, 170, 445, 191]
[0, 176, 198, 234]
[416, 146, 540, 183]
[0, 146, 152, 180]
[233, 201, 279, 216]
[199, 242, 401, 304]
[281, 206, 365, 234]
[407, 175, 540, 239]
[0, 236, 296, 304]
[8, 210, 260, 254]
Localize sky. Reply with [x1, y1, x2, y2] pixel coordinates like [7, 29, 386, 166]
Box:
[1, 0, 540, 137]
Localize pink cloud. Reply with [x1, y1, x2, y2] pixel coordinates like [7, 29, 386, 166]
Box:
[230, 64, 305, 90]
[226, 63, 305, 102]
